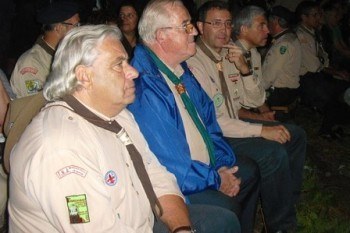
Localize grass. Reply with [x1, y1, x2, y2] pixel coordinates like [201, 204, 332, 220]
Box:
[293, 105, 350, 233]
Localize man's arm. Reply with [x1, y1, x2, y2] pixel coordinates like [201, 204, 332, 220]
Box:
[10, 58, 45, 98]
[239, 107, 275, 121]
[158, 195, 192, 232]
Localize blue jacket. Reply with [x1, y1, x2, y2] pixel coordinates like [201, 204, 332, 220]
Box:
[128, 44, 236, 195]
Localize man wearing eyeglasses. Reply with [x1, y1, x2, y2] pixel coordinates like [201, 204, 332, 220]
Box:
[128, 0, 260, 232]
[187, 2, 306, 233]
[10, 1, 80, 98]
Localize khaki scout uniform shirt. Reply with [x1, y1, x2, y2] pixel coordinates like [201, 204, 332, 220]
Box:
[262, 31, 302, 89]
[233, 40, 267, 109]
[9, 102, 182, 233]
[296, 25, 329, 75]
[10, 37, 54, 98]
[187, 42, 262, 138]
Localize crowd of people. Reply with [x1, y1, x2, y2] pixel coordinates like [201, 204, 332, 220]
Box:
[0, 0, 349, 232]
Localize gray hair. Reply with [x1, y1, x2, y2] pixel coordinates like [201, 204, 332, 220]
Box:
[138, 0, 184, 44]
[233, 5, 266, 36]
[44, 24, 122, 101]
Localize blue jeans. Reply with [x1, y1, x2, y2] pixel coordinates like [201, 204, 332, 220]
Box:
[153, 204, 241, 233]
[225, 120, 306, 232]
[187, 156, 260, 233]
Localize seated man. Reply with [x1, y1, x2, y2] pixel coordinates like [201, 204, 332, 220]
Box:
[295, 1, 350, 137]
[262, 6, 302, 107]
[187, 2, 306, 232]
[10, 1, 80, 98]
[8, 24, 238, 233]
[128, 0, 260, 232]
[232, 6, 274, 121]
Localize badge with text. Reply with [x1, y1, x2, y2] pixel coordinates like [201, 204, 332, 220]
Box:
[228, 73, 239, 82]
[66, 194, 90, 224]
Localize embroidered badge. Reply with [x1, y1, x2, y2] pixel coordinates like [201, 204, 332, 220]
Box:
[56, 165, 87, 179]
[228, 73, 239, 82]
[66, 194, 90, 224]
[105, 170, 117, 186]
[25, 80, 42, 94]
[280, 46, 287, 54]
[213, 93, 224, 108]
[20, 67, 38, 75]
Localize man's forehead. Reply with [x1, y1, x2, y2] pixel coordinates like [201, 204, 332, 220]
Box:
[206, 8, 232, 19]
[99, 37, 127, 58]
[169, 4, 190, 24]
[252, 15, 267, 24]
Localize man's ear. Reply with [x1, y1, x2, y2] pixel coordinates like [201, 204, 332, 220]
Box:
[155, 28, 166, 43]
[53, 23, 64, 35]
[300, 14, 307, 23]
[75, 65, 93, 90]
[240, 25, 248, 36]
[197, 21, 204, 35]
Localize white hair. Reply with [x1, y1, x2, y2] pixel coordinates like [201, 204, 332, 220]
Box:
[138, 0, 184, 44]
[44, 24, 122, 101]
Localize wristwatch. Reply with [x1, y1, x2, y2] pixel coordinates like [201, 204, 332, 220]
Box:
[172, 226, 196, 233]
[240, 70, 253, 77]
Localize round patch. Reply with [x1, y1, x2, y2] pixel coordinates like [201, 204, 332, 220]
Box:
[213, 93, 224, 107]
[105, 170, 117, 186]
[280, 46, 287, 54]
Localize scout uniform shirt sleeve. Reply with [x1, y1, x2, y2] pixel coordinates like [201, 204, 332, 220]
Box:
[10, 44, 52, 98]
[262, 35, 302, 89]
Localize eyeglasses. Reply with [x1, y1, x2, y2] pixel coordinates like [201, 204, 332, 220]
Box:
[160, 22, 195, 34]
[61, 22, 81, 27]
[203, 20, 233, 28]
[119, 13, 137, 20]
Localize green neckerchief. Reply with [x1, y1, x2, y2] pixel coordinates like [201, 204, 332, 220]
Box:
[145, 46, 216, 166]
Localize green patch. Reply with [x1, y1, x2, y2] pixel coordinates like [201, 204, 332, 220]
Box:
[66, 194, 90, 224]
[25, 80, 42, 94]
[280, 46, 287, 55]
[213, 93, 224, 108]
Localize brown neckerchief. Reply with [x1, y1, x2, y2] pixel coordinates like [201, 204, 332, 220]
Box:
[36, 37, 55, 56]
[62, 95, 163, 219]
[196, 37, 235, 118]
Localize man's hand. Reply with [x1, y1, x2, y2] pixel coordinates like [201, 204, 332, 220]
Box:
[261, 125, 291, 144]
[223, 44, 250, 75]
[218, 166, 241, 197]
[260, 111, 276, 121]
[238, 108, 276, 122]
